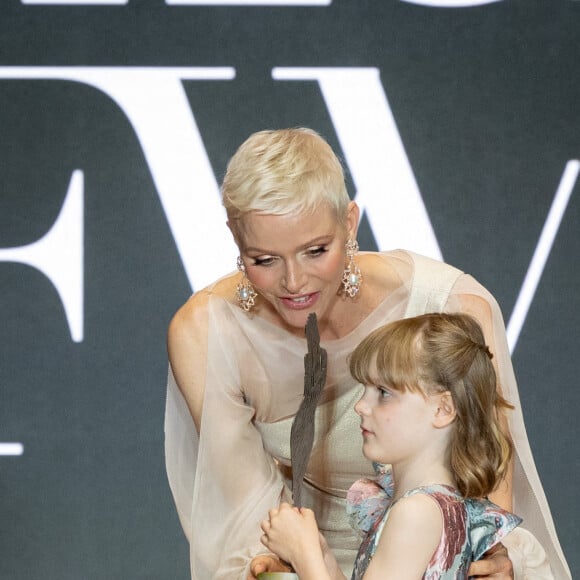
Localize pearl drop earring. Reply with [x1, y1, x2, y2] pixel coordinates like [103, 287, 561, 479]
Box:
[342, 239, 362, 298]
[235, 256, 257, 312]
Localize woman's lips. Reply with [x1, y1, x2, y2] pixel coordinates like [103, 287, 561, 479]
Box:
[279, 292, 319, 310]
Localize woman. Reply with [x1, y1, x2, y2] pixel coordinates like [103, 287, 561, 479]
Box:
[164, 128, 570, 579]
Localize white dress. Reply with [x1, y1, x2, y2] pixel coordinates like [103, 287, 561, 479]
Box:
[164, 250, 571, 579]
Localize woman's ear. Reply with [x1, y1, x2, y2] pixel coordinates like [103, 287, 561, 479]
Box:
[346, 201, 360, 240]
[433, 391, 456, 428]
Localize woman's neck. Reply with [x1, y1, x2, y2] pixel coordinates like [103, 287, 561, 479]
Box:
[313, 255, 399, 340]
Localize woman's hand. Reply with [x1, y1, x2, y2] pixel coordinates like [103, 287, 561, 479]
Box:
[468, 543, 514, 578]
[248, 554, 292, 579]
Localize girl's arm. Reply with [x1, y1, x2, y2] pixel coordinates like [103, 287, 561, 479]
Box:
[363, 494, 442, 580]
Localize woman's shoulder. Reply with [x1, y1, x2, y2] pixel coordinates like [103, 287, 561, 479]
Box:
[388, 250, 499, 305]
[357, 249, 457, 309]
[169, 272, 239, 337]
[357, 250, 410, 297]
[182, 272, 239, 312]
[363, 249, 461, 281]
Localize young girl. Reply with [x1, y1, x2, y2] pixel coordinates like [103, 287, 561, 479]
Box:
[260, 313, 522, 579]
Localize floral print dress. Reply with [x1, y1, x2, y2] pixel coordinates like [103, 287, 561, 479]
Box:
[347, 465, 522, 579]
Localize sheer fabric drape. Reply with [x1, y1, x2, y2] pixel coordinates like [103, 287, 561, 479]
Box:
[164, 250, 570, 579]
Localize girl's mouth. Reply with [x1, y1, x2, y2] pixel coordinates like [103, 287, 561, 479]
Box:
[360, 425, 373, 437]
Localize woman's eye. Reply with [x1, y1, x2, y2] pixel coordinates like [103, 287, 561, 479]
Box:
[253, 256, 275, 266]
[308, 246, 327, 257]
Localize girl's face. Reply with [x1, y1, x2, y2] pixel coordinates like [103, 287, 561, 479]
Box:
[233, 202, 358, 334]
[354, 380, 438, 467]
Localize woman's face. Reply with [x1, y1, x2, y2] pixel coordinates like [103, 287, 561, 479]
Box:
[233, 202, 358, 333]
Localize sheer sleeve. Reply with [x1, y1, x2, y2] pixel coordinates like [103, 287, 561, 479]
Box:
[447, 275, 571, 579]
[165, 289, 291, 579]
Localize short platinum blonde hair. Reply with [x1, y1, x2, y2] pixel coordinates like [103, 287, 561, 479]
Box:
[222, 128, 350, 224]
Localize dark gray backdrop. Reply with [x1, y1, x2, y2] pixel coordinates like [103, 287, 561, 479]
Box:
[0, 1, 578, 579]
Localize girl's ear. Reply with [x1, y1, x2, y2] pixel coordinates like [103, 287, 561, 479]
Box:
[433, 391, 456, 428]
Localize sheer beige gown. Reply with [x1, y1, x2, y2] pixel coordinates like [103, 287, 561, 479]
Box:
[164, 250, 571, 579]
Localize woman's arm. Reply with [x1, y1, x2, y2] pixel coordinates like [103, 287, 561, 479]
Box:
[165, 290, 290, 579]
[450, 274, 569, 578]
[167, 293, 209, 432]
[451, 289, 513, 509]
[453, 288, 516, 579]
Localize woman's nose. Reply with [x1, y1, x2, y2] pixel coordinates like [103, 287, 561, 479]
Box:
[282, 261, 306, 294]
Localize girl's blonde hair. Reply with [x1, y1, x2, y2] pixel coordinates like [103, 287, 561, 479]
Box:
[222, 128, 350, 225]
[349, 313, 514, 499]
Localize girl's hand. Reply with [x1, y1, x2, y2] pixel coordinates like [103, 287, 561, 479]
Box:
[468, 543, 514, 578]
[260, 503, 320, 568]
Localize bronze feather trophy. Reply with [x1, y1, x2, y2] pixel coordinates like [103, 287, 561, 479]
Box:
[290, 313, 328, 507]
[258, 313, 327, 580]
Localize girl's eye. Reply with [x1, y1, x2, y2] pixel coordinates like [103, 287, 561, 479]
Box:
[377, 386, 391, 400]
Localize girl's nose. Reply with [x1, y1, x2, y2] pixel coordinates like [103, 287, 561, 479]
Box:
[354, 392, 368, 416]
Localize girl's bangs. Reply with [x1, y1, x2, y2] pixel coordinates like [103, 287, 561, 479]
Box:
[350, 323, 423, 393]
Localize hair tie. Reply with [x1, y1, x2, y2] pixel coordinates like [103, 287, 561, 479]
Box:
[478, 342, 493, 360]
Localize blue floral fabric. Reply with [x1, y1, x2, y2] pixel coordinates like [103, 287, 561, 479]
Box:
[346, 464, 522, 579]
